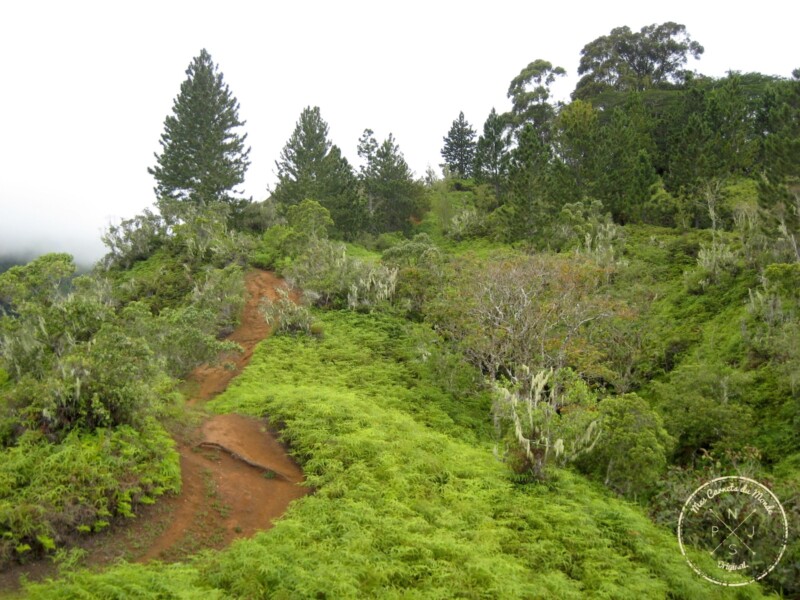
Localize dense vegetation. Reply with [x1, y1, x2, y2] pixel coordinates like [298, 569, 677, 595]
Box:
[2, 24, 799, 597]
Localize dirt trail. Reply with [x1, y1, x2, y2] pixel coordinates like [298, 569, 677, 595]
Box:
[187, 270, 291, 404]
[140, 270, 307, 562]
[0, 271, 308, 591]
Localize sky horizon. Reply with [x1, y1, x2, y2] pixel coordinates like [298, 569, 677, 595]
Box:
[1, 0, 797, 265]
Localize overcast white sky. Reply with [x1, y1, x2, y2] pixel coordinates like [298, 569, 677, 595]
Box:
[1, 0, 796, 264]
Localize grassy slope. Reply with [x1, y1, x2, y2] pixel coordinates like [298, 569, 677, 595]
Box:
[24, 310, 771, 598]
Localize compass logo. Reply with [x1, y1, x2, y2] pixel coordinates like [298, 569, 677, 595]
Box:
[678, 476, 789, 586]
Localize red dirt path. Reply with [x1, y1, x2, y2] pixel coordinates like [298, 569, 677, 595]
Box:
[141, 270, 307, 562]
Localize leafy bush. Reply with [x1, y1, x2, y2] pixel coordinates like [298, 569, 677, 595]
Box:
[170, 204, 254, 269]
[492, 366, 601, 480]
[446, 206, 486, 240]
[380, 233, 442, 269]
[745, 262, 800, 392]
[577, 394, 674, 499]
[650, 361, 754, 463]
[0, 420, 179, 566]
[251, 224, 300, 271]
[190, 265, 246, 335]
[229, 198, 279, 234]
[285, 239, 397, 310]
[260, 288, 313, 336]
[119, 301, 240, 379]
[381, 234, 444, 317]
[101, 210, 165, 270]
[0, 250, 244, 569]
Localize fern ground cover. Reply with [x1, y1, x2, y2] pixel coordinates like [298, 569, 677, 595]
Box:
[22, 310, 773, 598]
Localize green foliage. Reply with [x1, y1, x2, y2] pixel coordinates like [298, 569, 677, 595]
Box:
[198, 311, 761, 598]
[251, 225, 301, 271]
[0, 420, 179, 566]
[260, 288, 313, 336]
[250, 202, 335, 273]
[501, 122, 556, 241]
[643, 179, 688, 228]
[272, 106, 331, 204]
[148, 49, 250, 212]
[550, 99, 601, 205]
[743, 263, 800, 452]
[190, 264, 246, 335]
[358, 129, 427, 235]
[380, 233, 442, 269]
[25, 562, 220, 599]
[106, 205, 252, 314]
[578, 394, 673, 499]
[286, 198, 333, 240]
[574, 22, 704, 99]
[2, 251, 244, 431]
[0, 247, 244, 569]
[272, 107, 366, 238]
[227, 198, 280, 235]
[492, 366, 601, 480]
[121, 302, 240, 379]
[473, 108, 510, 198]
[440, 111, 477, 178]
[505, 59, 566, 138]
[23, 296, 774, 599]
[552, 198, 625, 263]
[169, 203, 255, 269]
[595, 105, 658, 223]
[381, 234, 444, 318]
[0, 253, 76, 309]
[100, 209, 165, 270]
[758, 76, 800, 230]
[285, 238, 398, 310]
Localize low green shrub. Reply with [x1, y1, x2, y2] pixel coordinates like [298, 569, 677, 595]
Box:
[0, 419, 179, 565]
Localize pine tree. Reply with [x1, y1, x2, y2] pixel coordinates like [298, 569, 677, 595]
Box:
[595, 103, 657, 223]
[474, 108, 510, 197]
[440, 111, 477, 178]
[149, 49, 250, 213]
[318, 146, 366, 238]
[359, 130, 424, 234]
[272, 106, 332, 207]
[504, 123, 555, 241]
[273, 107, 365, 238]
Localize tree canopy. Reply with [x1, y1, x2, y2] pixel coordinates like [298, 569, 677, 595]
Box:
[272, 107, 364, 238]
[506, 59, 566, 137]
[149, 49, 251, 214]
[272, 106, 332, 207]
[474, 108, 510, 196]
[440, 111, 477, 178]
[358, 130, 424, 234]
[573, 22, 704, 100]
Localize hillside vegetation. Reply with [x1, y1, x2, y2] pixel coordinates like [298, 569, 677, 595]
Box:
[2, 23, 799, 598]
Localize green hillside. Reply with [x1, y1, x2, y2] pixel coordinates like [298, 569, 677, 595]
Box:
[2, 25, 799, 598]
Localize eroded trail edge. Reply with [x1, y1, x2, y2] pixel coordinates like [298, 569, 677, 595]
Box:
[140, 270, 307, 563]
[0, 271, 306, 591]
